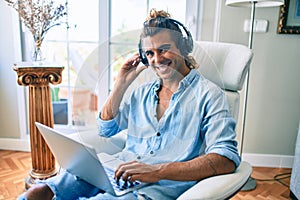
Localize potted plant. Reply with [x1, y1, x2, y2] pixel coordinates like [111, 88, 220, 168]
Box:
[51, 87, 68, 124]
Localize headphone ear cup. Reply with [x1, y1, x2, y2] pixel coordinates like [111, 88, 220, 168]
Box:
[141, 52, 149, 66]
[181, 38, 188, 55]
[184, 30, 193, 54]
[138, 41, 149, 66]
[180, 37, 193, 56]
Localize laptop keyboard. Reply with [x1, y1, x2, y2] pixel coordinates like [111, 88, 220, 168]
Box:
[104, 167, 142, 192]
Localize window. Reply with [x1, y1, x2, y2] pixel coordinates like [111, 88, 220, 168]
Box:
[21, 0, 198, 131]
[45, 0, 101, 129]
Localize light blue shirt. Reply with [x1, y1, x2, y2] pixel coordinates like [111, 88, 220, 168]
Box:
[97, 69, 240, 200]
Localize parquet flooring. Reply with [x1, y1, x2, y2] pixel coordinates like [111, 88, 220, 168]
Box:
[0, 150, 293, 200]
[232, 167, 292, 200]
[0, 150, 31, 200]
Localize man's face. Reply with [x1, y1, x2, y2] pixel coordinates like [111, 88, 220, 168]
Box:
[142, 30, 189, 81]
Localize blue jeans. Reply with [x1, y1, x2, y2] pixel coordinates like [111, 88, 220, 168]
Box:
[17, 171, 141, 200]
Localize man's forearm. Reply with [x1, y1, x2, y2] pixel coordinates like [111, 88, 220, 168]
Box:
[100, 53, 146, 120]
[100, 81, 128, 120]
[157, 153, 236, 181]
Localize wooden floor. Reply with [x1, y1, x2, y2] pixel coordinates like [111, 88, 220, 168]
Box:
[232, 167, 292, 200]
[0, 150, 293, 200]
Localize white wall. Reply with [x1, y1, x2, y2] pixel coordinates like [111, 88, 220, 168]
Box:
[0, 1, 30, 151]
[0, 1, 23, 139]
[201, 0, 300, 166]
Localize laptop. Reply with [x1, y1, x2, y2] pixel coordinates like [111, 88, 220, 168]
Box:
[35, 122, 147, 196]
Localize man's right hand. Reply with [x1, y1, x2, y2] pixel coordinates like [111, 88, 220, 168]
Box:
[100, 53, 147, 120]
[115, 52, 147, 88]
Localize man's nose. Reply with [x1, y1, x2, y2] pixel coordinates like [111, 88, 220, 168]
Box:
[151, 51, 163, 64]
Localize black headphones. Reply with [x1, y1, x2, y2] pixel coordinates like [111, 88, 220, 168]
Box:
[138, 17, 193, 66]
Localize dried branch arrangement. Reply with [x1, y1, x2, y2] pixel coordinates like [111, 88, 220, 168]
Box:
[4, 0, 68, 60]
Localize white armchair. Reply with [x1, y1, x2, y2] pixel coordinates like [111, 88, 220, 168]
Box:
[70, 41, 253, 199]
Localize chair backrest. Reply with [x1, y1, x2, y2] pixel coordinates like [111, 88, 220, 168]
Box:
[191, 41, 253, 121]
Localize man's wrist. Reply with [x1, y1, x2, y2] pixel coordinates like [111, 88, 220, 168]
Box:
[155, 163, 170, 180]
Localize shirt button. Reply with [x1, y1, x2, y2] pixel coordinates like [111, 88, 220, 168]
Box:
[156, 132, 161, 136]
[150, 151, 154, 154]
[137, 156, 141, 159]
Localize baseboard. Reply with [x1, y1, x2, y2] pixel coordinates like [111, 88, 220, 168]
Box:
[0, 138, 30, 152]
[242, 153, 294, 168]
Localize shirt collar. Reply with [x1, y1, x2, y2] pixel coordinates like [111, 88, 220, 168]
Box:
[178, 69, 198, 89]
[151, 69, 199, 96]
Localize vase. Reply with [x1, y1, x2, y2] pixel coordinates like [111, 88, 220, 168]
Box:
[31, 38, 45, 64]
[32, 46, 44, 62]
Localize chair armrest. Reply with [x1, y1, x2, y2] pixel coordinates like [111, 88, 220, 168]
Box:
[68, 129, 127, 154]
[177, 161, 252, 200]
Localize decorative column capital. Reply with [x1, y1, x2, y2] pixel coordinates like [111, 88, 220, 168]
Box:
[14, 65, 64, 86]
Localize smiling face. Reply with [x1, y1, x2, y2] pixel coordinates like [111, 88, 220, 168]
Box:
[142, 30, 190, 82]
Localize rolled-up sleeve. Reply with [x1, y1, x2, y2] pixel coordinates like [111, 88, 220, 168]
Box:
[97, 115, 120, 137]
[202, 88, 241, 168]
[97, 97, 130, 138]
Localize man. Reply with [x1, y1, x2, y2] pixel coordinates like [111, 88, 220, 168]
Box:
[20, 9, 240, 200]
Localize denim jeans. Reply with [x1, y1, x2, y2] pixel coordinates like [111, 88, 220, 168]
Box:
[17, 171, 140, 200]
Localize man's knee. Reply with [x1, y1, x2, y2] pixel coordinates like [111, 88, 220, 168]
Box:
[25, 183, 54, 200]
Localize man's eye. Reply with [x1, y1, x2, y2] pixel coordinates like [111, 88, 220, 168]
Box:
[159, 48, 168, 53]
[158, 45, 171, 53]
[145, 51, 154, 57]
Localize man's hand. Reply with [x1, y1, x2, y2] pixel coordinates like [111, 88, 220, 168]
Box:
[114, 161, 163, 183]
[116, 53, 147, 87]
[100, 53, 147, 120]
